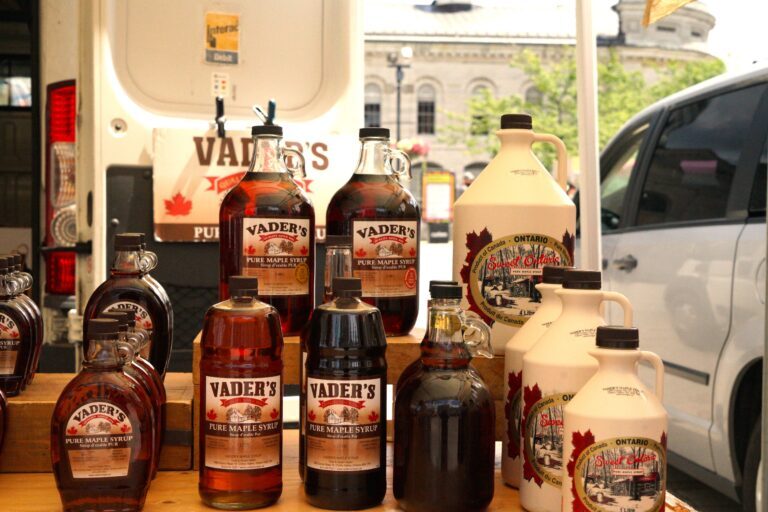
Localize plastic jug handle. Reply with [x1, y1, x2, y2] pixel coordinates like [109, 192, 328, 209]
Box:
[640, 350, 665, 400]
[282, 147, 306, 180]
[532, 133, 568, 192]
[600, 291, 633, 327]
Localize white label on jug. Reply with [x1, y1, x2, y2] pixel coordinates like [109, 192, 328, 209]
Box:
[352, 220, 418, 298]
[569, 432, 667, 512]
[504, 370, 523, 460]
[461, 230, 573, 327]
[522, 386, 574, 489]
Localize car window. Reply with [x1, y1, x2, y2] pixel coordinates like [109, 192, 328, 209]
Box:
[636, 83, 767, 227]
[749, 138, 766, 215]
[600, 124, 648, 231]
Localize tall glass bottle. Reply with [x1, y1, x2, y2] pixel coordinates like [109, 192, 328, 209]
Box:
[199, 276, 284, 509]
[394, 284, 495, 512]
[7, 254, 43, 387]
[219, 124, 315, 336]
[0, 258, 33, 396]
[51, 319, 154, 512]
[303, 277, 387, 510]
[83, 234, 174, 378]
[326, 128, 420, 336]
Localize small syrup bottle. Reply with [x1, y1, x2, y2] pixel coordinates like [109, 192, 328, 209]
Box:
[303, 277, 388, 510]
[8, 253, 43, 387]
[83, 233, 174, 378]
[219, 123, 315, 336]
[0, 257, 34, 396]
[51, 318, 154, 512]
[326, 127, 420, 336]
[394, 284, 495, 512]
[199, 276, 284, 509]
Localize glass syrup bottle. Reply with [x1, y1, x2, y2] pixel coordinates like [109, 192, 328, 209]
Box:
[394, 284, 495, 512]
[83, 233, 174, 378]
[51, 318, 155, 512]
[0, 387, 6, 453]
[326, 127, 420, 336]
[303, 277, 387, 510]
[199, 276, 284, 509]
[323, 235, 352, 303]
[0, 258, 34, 396]
[219, 124, 315, 336]
[8, 254, 43, 387]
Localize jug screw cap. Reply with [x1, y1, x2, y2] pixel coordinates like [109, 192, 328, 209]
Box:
[359, 127, 390, 139]
[333, 277, 362, 298]
[430, 284, 462, 300]
[541, 266, 571, 285]
[429, 280, 458, 297]
[251, 124, 283, 136]
[229, 275, 259, 297]
[114, 233, 144, 250]
[324, 235, 353, 246]
[100, 311, 132, 332]
[562, 269, 601, 290]
[88, 318, 120, 338]
[596, 326, 639, 349]
[500, 113, 532, 130]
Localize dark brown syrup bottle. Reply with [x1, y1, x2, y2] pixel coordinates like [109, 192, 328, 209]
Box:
[303, 277, 387, 510]
[51, 319, 155, 512]
[219, 124, 315, 336]
[326, 127, 420, 336]
[8, 254, 43, 387]
[199, 276, 284, 509]
[0, 258, 34, 396]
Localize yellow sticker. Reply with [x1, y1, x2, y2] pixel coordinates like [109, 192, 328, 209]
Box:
[205, 12, 240, 65]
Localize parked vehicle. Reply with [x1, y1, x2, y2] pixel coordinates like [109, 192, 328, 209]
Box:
[593, 63, 768, 511]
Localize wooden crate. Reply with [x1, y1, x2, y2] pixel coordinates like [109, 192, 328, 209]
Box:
[0, 372, 193, 473]
[192, 330, 505, 469]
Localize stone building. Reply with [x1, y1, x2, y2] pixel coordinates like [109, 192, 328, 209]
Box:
[363, 0, 716, 195]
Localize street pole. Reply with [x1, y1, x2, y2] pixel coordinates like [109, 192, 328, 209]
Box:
[396, 65, 404, 142]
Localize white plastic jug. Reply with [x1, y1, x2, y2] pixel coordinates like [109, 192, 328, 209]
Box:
[519, 270, 633, 512]
[502, 265, 567, 488]
[452, 114, 575, 354]
[562, 326, 667, 512]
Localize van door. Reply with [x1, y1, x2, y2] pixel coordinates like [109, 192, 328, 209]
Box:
[604, 82, 768, 471]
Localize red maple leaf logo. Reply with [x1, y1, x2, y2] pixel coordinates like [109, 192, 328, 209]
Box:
[120, 424, 131, 433]
[460, 228, 495, 326]
[9, 331, 18, 338]
[308, 410, 316, 421]
[661, 431, 667, 449]
[368, 411, 379, 422]
[164, 192, 192, 216]
[355, 248, 366, 258]
[246, 245, 256, 255]
[270, 408, 279, 419]
[207, 409, 217, 421]
[244, 205, 256, 217]
[300, 246, 308, 256]
[505, 370, 523, 459]
[409, 247, 416, 257]
[568, 429, 596, 512]
[67, 426, 77, 435]
[522, 383, 544, 487]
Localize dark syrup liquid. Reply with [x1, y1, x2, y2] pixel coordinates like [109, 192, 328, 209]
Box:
[326, 174, 420, 336]
[0, 297, 34, 396]
[199, 299, 284, 509]
[219, 172, 315, 336]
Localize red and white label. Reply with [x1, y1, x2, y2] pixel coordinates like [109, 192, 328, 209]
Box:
[0, 313, 20, 375]
[352, 220, 418, 298]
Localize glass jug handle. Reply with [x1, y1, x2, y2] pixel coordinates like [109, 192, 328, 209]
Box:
[640, 350, 665, 400]
[139, 250, 158, 273]
[387, 147, 412, 182]
[600, 291, 633, 327]
[116, 340, 135, 365]
[532, 133, 569, 192]
[282, 147, 306, 180]
[461, 313, 493, 359]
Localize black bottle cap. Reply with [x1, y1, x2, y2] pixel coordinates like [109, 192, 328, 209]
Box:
[333, 277, 362, 298]
[251, 125, 283, 136]
[359, 127, 390, 139]
[10, 254, 21, 266]
[325, 235, 352, 246]
[500, 113, 533, 130]
[229, 276, 259, 296]
[88, 318, 119, 338]
[562, 269, 602, 290]
[596, 326, 639, 349]
[542, 266, 570, 285]
[114, 233, 144, 250]
[430, 284, 462, 300]
[100, 311, 131, 331]
[429, 280, 458, 296]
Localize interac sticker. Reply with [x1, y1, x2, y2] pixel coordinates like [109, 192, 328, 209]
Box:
[204, 12, 240, 65]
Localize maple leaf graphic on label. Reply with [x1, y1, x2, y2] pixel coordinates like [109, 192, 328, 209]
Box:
[409, 247, 416, 257]
[207, 409, 217, 421]
[67, 426, 77, 435]
[460, 228, 495, 326]
[270, 408, 279, 419]
[9, 331, 18, 338]
[308, 410, 316, 421]
[120, 424, 131, 433]
[568, 429, 596, 512]
[164, 192, 192, 216]
[300, 246, 308, 256]
[522, 383, 544, 487]
[355, 248, 366, 258]
[505, 370, 523, 459]
[368, 411, 379, 422]
[247, 245, 256, 255]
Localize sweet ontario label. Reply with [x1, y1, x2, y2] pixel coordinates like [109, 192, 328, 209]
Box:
[204, 375, 282, 471]
[65, 401, 135, 479]
[523, 389, 573, 488]
[306, 376, 383, 472]
[352, 220, 418, 298]
[242, 217, 311, 296]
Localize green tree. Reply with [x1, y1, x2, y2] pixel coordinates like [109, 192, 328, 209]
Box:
[441, 48, 725, 169]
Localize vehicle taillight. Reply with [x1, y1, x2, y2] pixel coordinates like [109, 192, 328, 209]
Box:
[44, 81, 77, 295]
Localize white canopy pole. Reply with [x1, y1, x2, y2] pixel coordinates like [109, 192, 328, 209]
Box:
[575, 0, 602, 271]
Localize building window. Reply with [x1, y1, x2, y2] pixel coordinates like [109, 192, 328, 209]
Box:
[364, 83, 382, 128]
[657, 25, 676, 32]
[417, 84, 436, 135]
[470, 85, 488, 135]
[691, 30, 702, 38]
[525, 86, 543, 105]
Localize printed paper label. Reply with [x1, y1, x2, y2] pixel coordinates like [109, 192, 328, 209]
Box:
[241, 218, 311, 296]
[103, 301, 154, 358]
[0, 312, 20, 375]
[204, 12, 240, 65]
[203, 375, 282, 471]
[306, 376, 384, 472]
[352, 220, 418, 298]
[523, 388, 574, 488]
[571, 435, 666, 512]
[65, 401, 135, 479]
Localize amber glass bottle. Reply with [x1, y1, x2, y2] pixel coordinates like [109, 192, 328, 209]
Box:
[394, 284, 496, 512]
[6, 254, 43, 387]
[0, 258, 33, 396]
[219, 124, 315, 336]
[326, 128, 420, 336]
[51, 319, 154, 512]
[83, 233, 174, 378]
[304, 277, 387, 510]
[199, 276, 284, 509]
